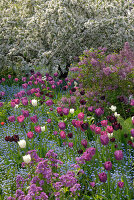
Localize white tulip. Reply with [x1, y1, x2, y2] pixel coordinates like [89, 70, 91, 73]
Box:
[114, 112, 120, 117]
[23, 154, 31, 164]
[70, 108, 74, 114]
[130, 137, 133, 141]
[18, 139, 26, 148]
[107, 133, 113, 138]
[41, 126, 45, 132]
[31, 99, 37, 106]
[110, 105, 117, 112]
[15, 105, 19, 108]
[74, 81, 78, 87]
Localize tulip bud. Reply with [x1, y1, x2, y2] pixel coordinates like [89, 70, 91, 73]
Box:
[31, 99, 37, 106]
[18, 139, 26, 148]
[110, 105, 116, 112]
[23, 154, 31, 164]
[70, 108, 74, 114]
[41, 126, 45, 132]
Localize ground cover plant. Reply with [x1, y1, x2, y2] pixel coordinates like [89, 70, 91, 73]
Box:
[0, 43, 134, 200]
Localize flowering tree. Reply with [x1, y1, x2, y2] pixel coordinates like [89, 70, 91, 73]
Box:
[0, 0, 133, 74]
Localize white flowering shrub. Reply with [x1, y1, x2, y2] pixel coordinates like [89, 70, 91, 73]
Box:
[0, 0, 134, 74]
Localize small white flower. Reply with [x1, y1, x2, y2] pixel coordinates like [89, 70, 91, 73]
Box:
[23, 154, 31, 164]
[31, 99, 37, 106]
[15, 105, 19, 108]
[131, 137, 133, 141]
[74, 81, 77, 87]
[18, 139, 26, 148]
[110, 105, 117, 112]
[107, 133, 113, 138]
[114, 112, 120, 117]
[41, 126, 45, 132]
[132, 116, 134, 120]
[42, 76, 46, 81]
[70, 108, 74, 114]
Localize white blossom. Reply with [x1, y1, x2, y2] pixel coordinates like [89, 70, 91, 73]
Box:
[70, 108, 74, 114]
[18, 139, 26, 148]
[110, 105, 117, 112]
[23, 154, 31, 164]
[31, 99, 37, 106]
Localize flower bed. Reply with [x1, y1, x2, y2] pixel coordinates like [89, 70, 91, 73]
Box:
[0, 44, 134, 200]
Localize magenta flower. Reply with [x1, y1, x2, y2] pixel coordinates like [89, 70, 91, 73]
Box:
[11, 101, 15, 107]
[22, 110, 29, 117]
[101, 120, 108, 127]
[130, 99, 134, 106]
[90, 124, 96, 131]
[34, 125, 41, 133]
[98, 172, 107, 182]
[131, 129, 134, 137]
[88, 106, 94, 112]
[27, 131, 34, 139]
[14, 99, 20, 105]
[22, 83, 28, 89]
[58, 122, 66, 130]
[95, 108, 104, 116]
[8, 75, 12, 79]
[30, 115, 38, 123]
[57, 107, 62, 114]
[89, 182, 96, 187]
[68, 142, 74, 148]
[62, 108, 69, 115]
[100, 134, 109, 145]
[106, 126, 113, 133]
[14, 78, 19, 82]
[81, 139, 87, 148]
[60, 131, 66, 139]
[0, 102, 3, 107]
[21, 98, 28, 106]
[95, 127, 101, 134]
[114, 150, 123, 160]
[8, 116, 15, 122]
[47, 119, 51, 123]
[118, 181, 124, 188]
[104, 161, 112, 170]
[17, 115, 25, 123]
[54, 72, 58, 77]
[45, 99, 54, 106]
[2, 78, 5, 82]
[78, 112, 84, 120]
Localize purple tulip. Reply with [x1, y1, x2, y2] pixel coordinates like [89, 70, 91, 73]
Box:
[98, 172, 107, 182]
[118, 181, 124, 188]
[62, 108, 69, 115]
[90, 182, 95, 187]
[100, 135, 109, 145]
[81, 139, 87, 148]
[45, 99, 54, 106]
[22, 110, 29, 118]
[58, 122, 66, 130]
[131, 129, 134, 137]
[114, 150, 123, 160]
[17, 115, 25, 123]
[0, 102, 3, 107]
[8, 116, 15, 122]
[30, 115, 38, 123]
[34, 125, 41, 133]
[104, 161, 112, 170]
[95, 108, 104, 116]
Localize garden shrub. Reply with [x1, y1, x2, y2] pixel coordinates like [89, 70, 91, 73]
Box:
[67, 42, 134, 119]
[0, 0, 133, 74]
